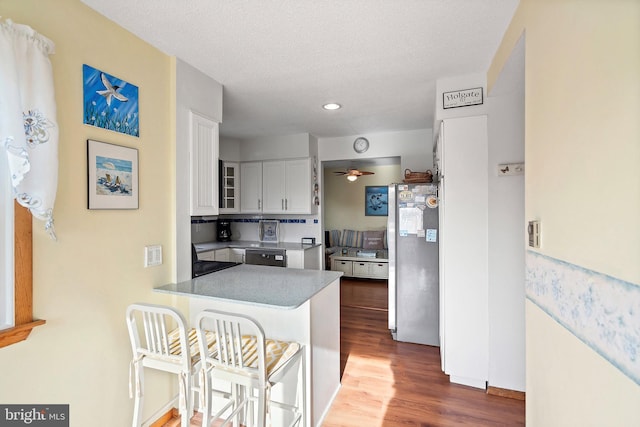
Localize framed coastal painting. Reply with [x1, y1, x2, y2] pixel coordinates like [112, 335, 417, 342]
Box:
[83, 64, 140, 137]
[365, 186, 388, 216]
[87, 139, 138, 209]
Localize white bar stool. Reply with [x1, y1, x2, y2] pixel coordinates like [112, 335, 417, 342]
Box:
[126, 303, 214, 427]
[195, 309, 305, 427]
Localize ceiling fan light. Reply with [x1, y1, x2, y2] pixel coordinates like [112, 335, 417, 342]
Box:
[347, 175, 358, 182]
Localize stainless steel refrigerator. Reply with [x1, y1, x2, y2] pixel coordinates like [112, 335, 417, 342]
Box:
[388, 183, 440, 346]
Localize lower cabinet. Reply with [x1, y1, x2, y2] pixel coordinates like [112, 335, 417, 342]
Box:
[331, 257, 388, 279]
[199, 246, 321, 269]
[198, 250, 215, 261]
[287, 246, 321, 269]
[198, 249, 230, 262]
[230, 248, 245, 263]
[286, 250, 304, 269]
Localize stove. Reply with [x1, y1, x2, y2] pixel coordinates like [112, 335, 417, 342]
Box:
[192, 260, 240, 278]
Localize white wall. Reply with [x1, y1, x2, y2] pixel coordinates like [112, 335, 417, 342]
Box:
[0, 2, 178, 425]
[175, 58, 223, 281]
[486, 36, 526, 392]
[435, 73, 487, 125]
[219, 136, 242, 161]
[318, 129, 433, 173]
[489, 0, 640, 424]
[318, 129, 432, 253]
[240, 133, 314, 161]
[323, 164, 401, 231]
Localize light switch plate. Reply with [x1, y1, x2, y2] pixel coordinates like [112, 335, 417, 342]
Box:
[144, 245, 163, 267]
[528, 221, 540, 248]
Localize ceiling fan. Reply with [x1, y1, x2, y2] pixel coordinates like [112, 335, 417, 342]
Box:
[334, 168, 375, 182]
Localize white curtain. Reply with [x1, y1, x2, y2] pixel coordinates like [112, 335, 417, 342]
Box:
[0, 18, 58, 240]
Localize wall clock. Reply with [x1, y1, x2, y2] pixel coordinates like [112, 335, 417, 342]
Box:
[353, 137, 369, 154]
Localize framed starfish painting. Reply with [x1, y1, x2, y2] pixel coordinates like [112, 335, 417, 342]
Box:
[83, 64, 139, 137]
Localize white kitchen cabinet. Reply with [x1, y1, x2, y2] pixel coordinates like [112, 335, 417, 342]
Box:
[214, 248, 230, 262]
[230, 248, 245, 263]
[189, 112, 219, 216]
[287, 246, 321, 269]
[240, 162, 262, 213]
[262, 160, 286, 213]
[284, 158, 312, 213]
[198, 249, 230, 261]
[286, 250, 304, 269]
[262, 158, 312, 214]
[198, 250, 215, 261]
[220, 161, 239, 213]
[438, 116, 489, 389]
[241, 158, 313, 214]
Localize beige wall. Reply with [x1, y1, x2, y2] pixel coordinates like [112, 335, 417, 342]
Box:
[323, 164, 401, 232]
[489, 0, 640, 424]
[0, 1, 177, 425]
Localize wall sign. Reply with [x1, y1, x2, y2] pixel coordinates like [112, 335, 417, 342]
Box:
[443, 87, 483, 109]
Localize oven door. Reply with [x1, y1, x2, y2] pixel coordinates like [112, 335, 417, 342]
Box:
[244, 248, 286, 267]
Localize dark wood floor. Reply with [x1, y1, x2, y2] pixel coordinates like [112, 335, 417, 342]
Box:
[164, 278, 525, 426]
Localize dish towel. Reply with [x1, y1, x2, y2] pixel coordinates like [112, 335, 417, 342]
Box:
[0, 18, 58, 240]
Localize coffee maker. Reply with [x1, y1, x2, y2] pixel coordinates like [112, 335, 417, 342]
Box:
[217, 220, 232, 242]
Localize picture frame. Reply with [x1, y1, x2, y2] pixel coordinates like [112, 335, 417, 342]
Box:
[83, 64, 140, 137]
[87, 139, 139, 209]
[365, 186, 388, 216]
[259, 220, 279, 242]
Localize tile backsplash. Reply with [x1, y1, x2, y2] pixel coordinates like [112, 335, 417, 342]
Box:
[191, 216, 321, 243]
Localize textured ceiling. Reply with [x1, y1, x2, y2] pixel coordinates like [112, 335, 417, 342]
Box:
[80, 0, 519, 140]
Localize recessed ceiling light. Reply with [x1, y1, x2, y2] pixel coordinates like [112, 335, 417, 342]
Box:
[322, 103, 341, 110]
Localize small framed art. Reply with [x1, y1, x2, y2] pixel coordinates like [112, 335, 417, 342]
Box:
[365, 186, 388, 216]
[87, 139, 139, 209]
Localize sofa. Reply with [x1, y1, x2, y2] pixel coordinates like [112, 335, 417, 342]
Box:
[324, 229, 389, 278]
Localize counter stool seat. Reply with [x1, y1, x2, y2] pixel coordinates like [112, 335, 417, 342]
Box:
[196, 309, 304, 427]
[126, 303, 214, 427]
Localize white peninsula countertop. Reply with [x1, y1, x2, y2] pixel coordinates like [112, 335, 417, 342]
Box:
[154, 264, 342, 309]
[154, 264, 342, 427]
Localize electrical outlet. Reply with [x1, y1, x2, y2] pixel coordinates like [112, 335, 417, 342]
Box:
[497, 163, 524, 176]
[144, 245, 163, 267]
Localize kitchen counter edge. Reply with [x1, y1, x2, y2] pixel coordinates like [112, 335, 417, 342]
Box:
[154, 264, 342, 309]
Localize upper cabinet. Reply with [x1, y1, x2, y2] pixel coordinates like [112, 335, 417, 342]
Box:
[189, 111, 219, 216]
[262, 160, 286, 213]
[240, 161, 263, 213]
[284, 158, 313, 213]
[219, 161, 240, 213]
[241, 158, 313, 214]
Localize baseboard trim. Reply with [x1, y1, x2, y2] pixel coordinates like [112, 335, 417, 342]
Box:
[487, 386, 525, 401]
[149, 408, 176, 427]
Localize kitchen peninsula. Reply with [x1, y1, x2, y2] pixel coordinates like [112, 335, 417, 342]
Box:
[155, 264, 342, 427]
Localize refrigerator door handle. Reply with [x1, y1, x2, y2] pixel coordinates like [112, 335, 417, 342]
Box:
[387, 184, 397, 333]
